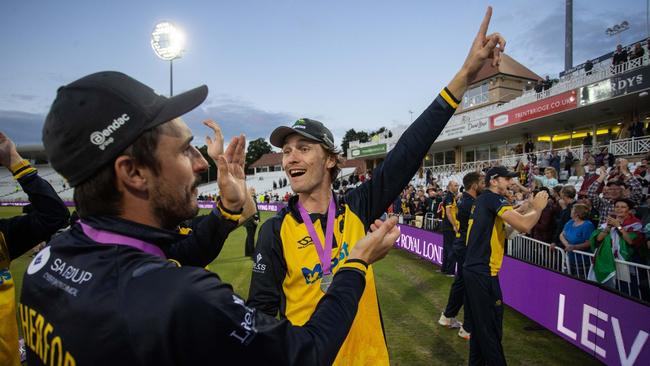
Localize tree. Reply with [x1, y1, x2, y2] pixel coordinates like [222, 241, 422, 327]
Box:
[341, 129, 370, 156]
[246, 138, 272, 174]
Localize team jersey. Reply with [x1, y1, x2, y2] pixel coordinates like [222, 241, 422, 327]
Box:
[464, 190, 513, 276]
[248, 88, 459, 365]
[20, 214, 371, 365]
[441, 191, 458, 231]
[0, 161, 69, 366]
[455, 192, 476, 247]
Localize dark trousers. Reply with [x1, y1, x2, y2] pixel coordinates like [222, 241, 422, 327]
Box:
[245, 224, 257, 257]
[441, 230, 457, 274]
[464, 269, 507, 366]
[443, 244, 470, 331]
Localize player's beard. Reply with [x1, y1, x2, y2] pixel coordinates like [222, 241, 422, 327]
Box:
[150, 175, 201, 230]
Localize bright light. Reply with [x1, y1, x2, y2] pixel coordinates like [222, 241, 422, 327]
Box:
[151, 21, 185, 61]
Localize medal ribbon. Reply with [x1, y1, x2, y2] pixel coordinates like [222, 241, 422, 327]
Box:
[297, 196, 336, 275]
[80, 221, 166, 259]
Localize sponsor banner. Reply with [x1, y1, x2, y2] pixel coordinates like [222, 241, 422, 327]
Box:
[578, 79, 614, 107]
[490, 90, 577, 129]
[393, 226, 650, 365]
[256, 202, 286, 212]
[393, 224, 443, 265]
[436, 116, 490, 141]
[610, 66, 650, 97]
[350, 143, 387, 158]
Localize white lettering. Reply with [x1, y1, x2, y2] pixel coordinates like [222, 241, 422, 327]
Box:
[581, 304, 607, 358]
[556, 294, 577, 340]
[611, 316, 649, 366]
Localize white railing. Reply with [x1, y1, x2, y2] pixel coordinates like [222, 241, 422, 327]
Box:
[508, 235, 568, 272]
[609, 136, 650, 157]
[508, 235, 650, 303]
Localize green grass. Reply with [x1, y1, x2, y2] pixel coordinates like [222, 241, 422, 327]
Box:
[4, 208, 600, 365]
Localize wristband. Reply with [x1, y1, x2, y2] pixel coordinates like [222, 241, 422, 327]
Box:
[217, 198, 243, 221]
[10, 159, 36, 180]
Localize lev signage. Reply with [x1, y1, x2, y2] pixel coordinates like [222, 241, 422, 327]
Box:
[490, 90, 577, 129]
[610, 66, 650, 97]
[393, 226, 650, 365]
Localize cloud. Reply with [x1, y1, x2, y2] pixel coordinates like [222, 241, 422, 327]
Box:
[10, 94, 38, 102]
[184, 95, 296, 144]
[0, 110, 46, 146]
[507, 4, 647, 77]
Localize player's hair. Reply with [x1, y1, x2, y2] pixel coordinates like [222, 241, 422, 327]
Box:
[463, 172, 481, 190]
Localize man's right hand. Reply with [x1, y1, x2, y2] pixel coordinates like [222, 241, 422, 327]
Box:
[349, 217, 400, 265]
[0, 132, 23, 168]
[531, 191, 549, 211]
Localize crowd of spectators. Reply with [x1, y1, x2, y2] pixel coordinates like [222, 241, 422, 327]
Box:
[389, 154, 650, 301]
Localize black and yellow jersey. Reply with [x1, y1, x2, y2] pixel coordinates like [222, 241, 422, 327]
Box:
[247, 88, 459, 365]
[454, 191, 476, 249]
[441, 191, 457, 230]
[0, 161, 69, 366]
[464, 190, 513, 276]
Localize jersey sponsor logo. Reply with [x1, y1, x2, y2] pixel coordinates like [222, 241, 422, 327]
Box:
[27, 246, 51, 275]
[297, 236, 314, 249]
[50, 258, 93, 285]
[300, 242, 349, 285]
[0, 268, 12, 285]
[253, 253, 267, 274]
[229, 295, 257, 345]
[18, 303, 77, 366]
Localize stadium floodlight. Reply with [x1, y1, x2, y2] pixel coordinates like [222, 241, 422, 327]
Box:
[605, 20, 630, 45]
[151, 21, 186, 96]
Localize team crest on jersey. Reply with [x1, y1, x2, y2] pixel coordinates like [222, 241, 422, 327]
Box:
[300, 242, 349, 284]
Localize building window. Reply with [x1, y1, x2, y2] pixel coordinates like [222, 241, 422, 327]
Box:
[445, 150, 455, 164]
[465, 150, 475, 162]
[462, 82, 489, 108]
[434, 152, 445, 166]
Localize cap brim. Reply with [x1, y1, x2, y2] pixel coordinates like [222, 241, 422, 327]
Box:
[505, 172, 519, 178]
[269, 126, 322, 148]
[148, 85, 208, 129]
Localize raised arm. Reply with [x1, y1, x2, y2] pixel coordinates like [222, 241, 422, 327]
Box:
[346, 7, 506, 226]
[500, 191, 548, 233]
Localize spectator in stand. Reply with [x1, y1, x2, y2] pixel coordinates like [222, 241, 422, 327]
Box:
[595, 146, 615, 167]
[584, 59, 593, 75]
[531, 187, 561, 244]
[634, 159, 650, 196]
[630, 43, 645, 63]
[554, 185, 576, 244]
[534, 79, 544, 94]
[532, 167, 559, 188]
[557, 204, 595, 277]
[524, 136, 535, 154]
[542, 75, 552, 91]
[631, 119, 645, 138]
[589, 199, 644, 292]
[587, 161, 643, 225]
[612, 44, 628, 66]
[549, 150, 561, 175]
[583, 132, 593, 146]
[564, 148, 574, 175]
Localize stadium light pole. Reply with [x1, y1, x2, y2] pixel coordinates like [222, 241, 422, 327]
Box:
[151, 21, 186, 97]
[606, 20, 630, 46]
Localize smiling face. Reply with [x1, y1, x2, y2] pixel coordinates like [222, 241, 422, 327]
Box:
[282, 134, 335, 195]
[148, 119, 208, 229]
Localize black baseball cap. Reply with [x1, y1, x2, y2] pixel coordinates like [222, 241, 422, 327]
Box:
[42, 71, 208, 187]
[485, 166, 518, 184]
[270, 118, 335, 150]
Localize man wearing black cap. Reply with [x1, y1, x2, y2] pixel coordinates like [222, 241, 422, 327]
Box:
[248, 7, 506, 365]
[463, 166, 548, 365]
[20, 71, 402, 365]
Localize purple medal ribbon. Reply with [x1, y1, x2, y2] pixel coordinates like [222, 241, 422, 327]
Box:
[80, 221, 167, 259]
[297, 196, 336, 276]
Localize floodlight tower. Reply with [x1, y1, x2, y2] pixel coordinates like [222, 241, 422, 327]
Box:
[151, 21, 186, 96]
[606, 21, 630, 46]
